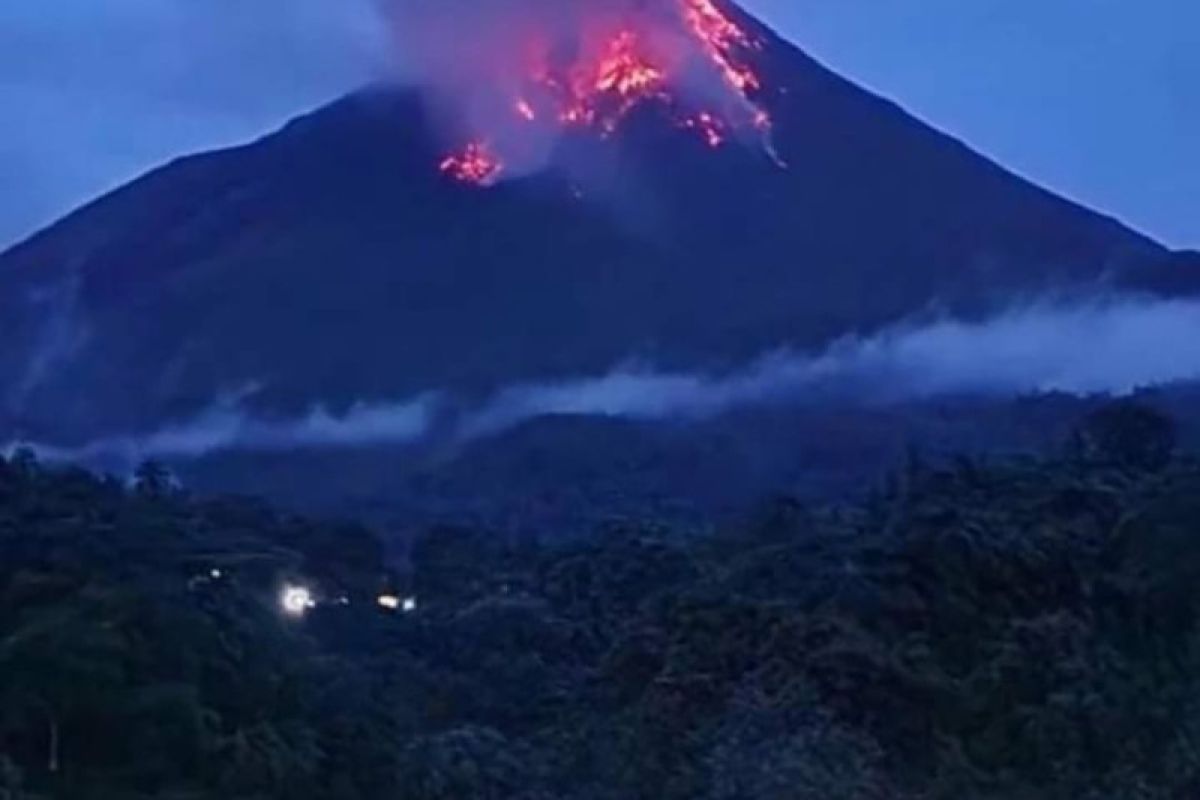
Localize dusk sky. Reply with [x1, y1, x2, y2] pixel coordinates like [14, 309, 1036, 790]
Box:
[1, 0, 1195, 250]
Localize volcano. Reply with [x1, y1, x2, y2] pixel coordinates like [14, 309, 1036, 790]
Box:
[0, 0, 1187, 448]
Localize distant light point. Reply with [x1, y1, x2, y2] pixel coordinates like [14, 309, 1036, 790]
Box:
[281, 584, 316, 617]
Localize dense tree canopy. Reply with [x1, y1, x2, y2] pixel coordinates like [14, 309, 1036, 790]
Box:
[1, 403, 1199, 798]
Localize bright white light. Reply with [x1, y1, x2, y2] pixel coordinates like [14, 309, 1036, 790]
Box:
[280, 584, 315, 617]
[210, 568, 222, 579]
[376, 594, 417, 613]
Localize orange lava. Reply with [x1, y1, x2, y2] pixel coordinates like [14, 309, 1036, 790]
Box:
[594, 31, 666, 97]
[680, 0, 762, 94]
[548, 28, 671, 133]
[439, 0, 773, 183]
[684, 112, 726, 148]
[439, 141, 504, 185]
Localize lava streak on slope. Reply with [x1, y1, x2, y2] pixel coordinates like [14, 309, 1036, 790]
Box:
[435, 0, 773, 185]
[439, 142, 504, 185]
[681, 0, 763, 94]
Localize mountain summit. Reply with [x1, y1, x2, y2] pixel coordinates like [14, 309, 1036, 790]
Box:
[0, 1, 1171, 441]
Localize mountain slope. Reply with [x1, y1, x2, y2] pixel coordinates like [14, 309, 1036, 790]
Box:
[0, 4, 1171, 441]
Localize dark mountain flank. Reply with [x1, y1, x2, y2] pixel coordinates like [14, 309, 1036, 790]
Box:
[0, 5, 1173, 442]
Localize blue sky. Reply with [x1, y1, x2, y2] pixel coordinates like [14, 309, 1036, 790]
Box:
[777, 0, 1198, 250]
[0, 0, 1195, 250]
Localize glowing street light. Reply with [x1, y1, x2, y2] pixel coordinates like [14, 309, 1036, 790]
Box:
[280, 584, 315, 617]
[377, 594, 418, 613]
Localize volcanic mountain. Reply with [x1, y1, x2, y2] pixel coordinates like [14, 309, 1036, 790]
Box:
[0, 0, 1187, 448]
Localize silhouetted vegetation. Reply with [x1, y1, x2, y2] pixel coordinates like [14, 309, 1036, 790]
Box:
[2, 402, 1199, 798]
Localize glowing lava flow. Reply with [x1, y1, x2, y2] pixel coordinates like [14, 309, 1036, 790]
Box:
[547, 28, 671, 134]
[439, 0, 772, 183]
[681, 0, 763, 97]
[439, 141, 504, 185]
[592, 31, 666, 100]
[683, 112, 727, 148]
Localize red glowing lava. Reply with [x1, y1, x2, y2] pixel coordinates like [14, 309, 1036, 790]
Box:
[681, 0, 763, 96]
[541, 28, 671, 134]
[683, 112, 727, 148]
[439, 141, 504, 185]
[439, 0, 772, 183]
[593, 31, 667, 98]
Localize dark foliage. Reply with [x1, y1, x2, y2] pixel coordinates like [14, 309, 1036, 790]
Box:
[2, 403, 1199, 798]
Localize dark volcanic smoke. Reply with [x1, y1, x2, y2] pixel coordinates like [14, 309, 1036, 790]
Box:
[375, 0, 776, 183]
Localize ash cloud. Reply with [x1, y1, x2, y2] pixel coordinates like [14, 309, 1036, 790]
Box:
[9, 297, 1200, 468]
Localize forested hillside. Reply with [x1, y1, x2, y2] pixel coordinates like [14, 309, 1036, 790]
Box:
[2, 401, 1199, 798]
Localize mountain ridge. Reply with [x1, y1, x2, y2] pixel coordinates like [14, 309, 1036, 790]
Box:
[0, 4, 1182, 445]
